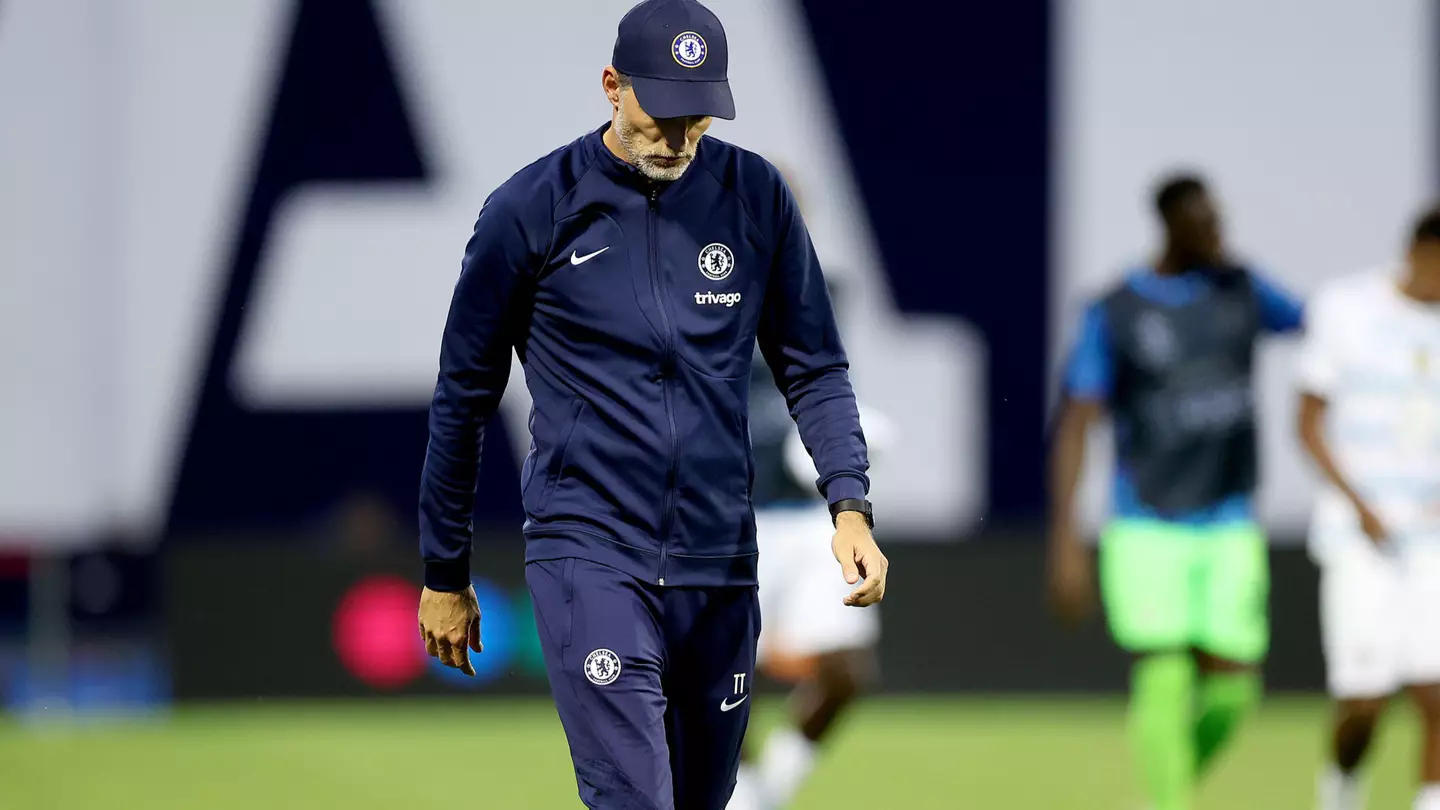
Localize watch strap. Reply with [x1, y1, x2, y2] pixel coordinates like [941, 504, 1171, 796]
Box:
[829, 498, 874, 529]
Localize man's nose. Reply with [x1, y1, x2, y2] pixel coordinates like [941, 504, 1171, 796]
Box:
[658, 117, 698, 150]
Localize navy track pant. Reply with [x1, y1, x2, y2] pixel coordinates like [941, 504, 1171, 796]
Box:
[527, 557, 760, 810]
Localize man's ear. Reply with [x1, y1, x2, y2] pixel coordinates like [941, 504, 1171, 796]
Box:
[602, 67, 622, 110]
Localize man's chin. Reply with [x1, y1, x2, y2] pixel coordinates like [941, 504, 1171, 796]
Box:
[639, 157, 691, 182]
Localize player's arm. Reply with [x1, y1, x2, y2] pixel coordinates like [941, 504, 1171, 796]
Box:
[1048, 303, 1111, 623]
[418, 196, 534, 673]
[1294, 290, 1385, 542]
[1297, 395, 1381, 535]
[1050, 396, 1103, 543]
[756, 178, 885, 607]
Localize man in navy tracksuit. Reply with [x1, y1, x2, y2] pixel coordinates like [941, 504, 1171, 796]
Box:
[415, 2, 888, 807]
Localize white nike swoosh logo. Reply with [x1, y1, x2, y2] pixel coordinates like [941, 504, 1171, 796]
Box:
[719, 695, 748, 712]
[570, 247, 609, 265]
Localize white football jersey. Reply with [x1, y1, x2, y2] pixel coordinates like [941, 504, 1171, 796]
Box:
[1300, 269, 1440, 557]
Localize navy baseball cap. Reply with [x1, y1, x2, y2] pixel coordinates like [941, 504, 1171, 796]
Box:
[612, 0, 735, 121]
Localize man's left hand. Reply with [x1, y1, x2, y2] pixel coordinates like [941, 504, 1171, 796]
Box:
[419, 585, 482, 676]
[832, 512, 888, 607]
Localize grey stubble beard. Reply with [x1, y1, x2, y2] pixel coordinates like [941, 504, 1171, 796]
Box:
[614, 95, 694, 182]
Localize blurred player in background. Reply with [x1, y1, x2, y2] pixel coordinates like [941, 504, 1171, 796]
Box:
[1299, 207, 1440, 810]
[729, 276, 893, 810]
[1049, 174, 1304, 810]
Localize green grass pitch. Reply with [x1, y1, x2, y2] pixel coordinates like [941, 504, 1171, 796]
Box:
[0, 696, 1424, 808]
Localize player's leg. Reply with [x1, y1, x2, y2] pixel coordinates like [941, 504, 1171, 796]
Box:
[1190, 522, 1269, 779]
[1324, 697, 1388, 802]
[730, 511, 793, 810]
[1407, 685, 1440, 810]
[663, 584, 760, 810]
[786, 646, 878, 741]
[527, 558, 674, 810]
[1191, 650, 1262, 777]
[1401, 545, 1440, 810]
[1316, 541, 1402, 810]
[747, 646, 878, 809]
[1099, 519, 1198, 810]
[730, 746, 764, 810]
[743, 507, 882, 810]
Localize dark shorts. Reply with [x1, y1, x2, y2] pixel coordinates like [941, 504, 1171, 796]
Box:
[527, 557, 760, 810]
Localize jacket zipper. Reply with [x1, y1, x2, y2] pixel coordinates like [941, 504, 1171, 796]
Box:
[649, 186, 679, 586]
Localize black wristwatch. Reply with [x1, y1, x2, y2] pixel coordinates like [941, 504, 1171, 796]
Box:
[829, 498, 874, 529]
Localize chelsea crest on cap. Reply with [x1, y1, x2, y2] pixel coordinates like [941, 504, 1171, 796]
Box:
[612, 0, 736, 120]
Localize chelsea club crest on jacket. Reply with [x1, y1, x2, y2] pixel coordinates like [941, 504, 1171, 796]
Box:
[419, 125, 870, 591]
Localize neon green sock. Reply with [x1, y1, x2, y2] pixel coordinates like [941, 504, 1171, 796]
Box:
[1130, 654, 1196, 810]
[1193, 671, 1261, 777]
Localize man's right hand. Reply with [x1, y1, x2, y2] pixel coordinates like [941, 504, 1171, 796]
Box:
[1354, 500, 1388, 545]
[419, 585, 482, 677]
[1048, 524, 1095, 625]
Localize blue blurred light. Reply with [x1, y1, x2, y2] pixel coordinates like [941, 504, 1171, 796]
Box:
[509, 588, 548, 679]
[429, 577, 513, 687]
[1, 642, 170, 718]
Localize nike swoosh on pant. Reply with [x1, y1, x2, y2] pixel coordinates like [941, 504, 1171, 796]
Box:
[719, 695, 748, 712]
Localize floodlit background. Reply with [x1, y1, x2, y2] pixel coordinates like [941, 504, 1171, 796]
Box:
[0, 0, 1433, 807]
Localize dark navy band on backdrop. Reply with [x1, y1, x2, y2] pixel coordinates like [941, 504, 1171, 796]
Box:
[166, 0, 523, 535]
[798, 0, 1052, 521]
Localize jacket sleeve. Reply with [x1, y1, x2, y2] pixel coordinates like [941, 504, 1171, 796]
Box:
[419, 199, 533, 591]
[756, 185, 870, 506]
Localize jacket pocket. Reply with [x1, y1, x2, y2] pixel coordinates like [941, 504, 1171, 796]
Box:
[519, 410, 541, 502]
[537, 398, 587, 513]
[559, 557, 576, 651]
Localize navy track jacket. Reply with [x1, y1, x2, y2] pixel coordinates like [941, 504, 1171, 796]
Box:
[419, 125, 869, 591]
